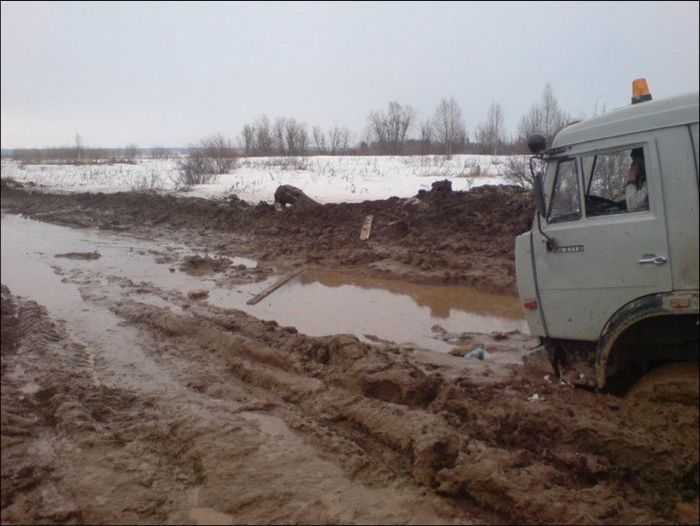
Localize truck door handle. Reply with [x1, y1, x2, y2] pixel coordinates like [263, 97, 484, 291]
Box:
[638, 255, 667, 265]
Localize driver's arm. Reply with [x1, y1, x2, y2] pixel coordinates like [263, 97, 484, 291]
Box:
[626, 181, 648, 212]
[625, 162, 649, 212]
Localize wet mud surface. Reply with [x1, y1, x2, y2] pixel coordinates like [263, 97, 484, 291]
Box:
[1, 183, 698, 525]
[0, 180, 534, 294]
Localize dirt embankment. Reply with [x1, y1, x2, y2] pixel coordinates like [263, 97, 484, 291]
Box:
[0, 182, 534, 294]
[2, 282, 698, 525]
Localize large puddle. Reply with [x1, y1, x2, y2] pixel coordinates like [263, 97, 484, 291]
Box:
[226, 270, 526, 351]
[1, 212, 527, 353]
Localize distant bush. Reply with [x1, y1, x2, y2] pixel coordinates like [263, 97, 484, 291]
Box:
[257, 157, 309, 170]
[11, 147, 139, 165]
[502, 156, 536, 189]
[175, 134, 236, 187]
[131, 169, 164, 192]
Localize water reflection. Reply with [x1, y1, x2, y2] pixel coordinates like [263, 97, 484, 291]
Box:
[300, 269, 523, 319]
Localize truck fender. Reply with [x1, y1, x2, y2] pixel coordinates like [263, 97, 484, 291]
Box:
[595, 291, 699, 389]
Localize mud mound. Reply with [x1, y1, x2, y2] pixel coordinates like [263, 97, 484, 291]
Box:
[179, 254, 232, 275]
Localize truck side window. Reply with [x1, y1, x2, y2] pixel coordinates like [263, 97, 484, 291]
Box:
[582, 148, 648, 216]
[548, 158, 581, 223]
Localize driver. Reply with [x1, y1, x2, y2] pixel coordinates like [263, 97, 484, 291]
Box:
[626, 148, 648, 211]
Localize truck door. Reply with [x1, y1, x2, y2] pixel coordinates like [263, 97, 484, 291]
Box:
[532, 136, 672, 341]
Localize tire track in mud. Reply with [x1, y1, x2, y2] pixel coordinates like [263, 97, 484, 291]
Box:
[109, 298, 698, 525]
[33, 249, 692, 524]
[1, 286, 188, 524]
[1, 286, 475, 524]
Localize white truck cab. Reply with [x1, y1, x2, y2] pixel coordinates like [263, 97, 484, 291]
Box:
[516, 81, 699, 391]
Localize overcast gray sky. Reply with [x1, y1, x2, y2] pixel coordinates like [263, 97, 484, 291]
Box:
[2, 1, 698, 149]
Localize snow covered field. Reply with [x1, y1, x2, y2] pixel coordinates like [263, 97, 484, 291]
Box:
[1, 154, 520, 204]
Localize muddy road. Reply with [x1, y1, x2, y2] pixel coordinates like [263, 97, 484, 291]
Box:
[1, 183, 698, 525]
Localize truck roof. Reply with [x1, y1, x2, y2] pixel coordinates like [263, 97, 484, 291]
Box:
[552, 91, 699, 149]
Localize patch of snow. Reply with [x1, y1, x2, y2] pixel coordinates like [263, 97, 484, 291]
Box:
[1, 154, 523, 204]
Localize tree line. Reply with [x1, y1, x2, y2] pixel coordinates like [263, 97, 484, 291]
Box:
[237, 83, 572, 157]
[9, 135, 170, 165]
[7, 83, 575, 165]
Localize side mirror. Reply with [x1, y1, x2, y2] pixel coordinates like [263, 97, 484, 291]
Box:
[533, 172, 547, 218]
[527, 134, 547, 154]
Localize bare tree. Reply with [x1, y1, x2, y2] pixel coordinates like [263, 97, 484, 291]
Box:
[431, 96, 466, 158]
[254, 115, 273, 156]
[419, 120, 433, 154]
[241, 124, 255, 156]
[328, 126, 351, 155]
[74, 133, 83, 162]
[273, 117, 287, 155]
[312, 125, 327, 153]
[366, 112, 387, 153]
[124, 143, 138, 161]
[517, 83, 571, 144]
[284, 118, 308, 155]
[367, 101, 415, 154]
[386, 102, 415, 154]
[475, 102, 504, 155]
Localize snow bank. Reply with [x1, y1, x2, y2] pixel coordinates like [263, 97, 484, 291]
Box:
[1, 154, 522, 204]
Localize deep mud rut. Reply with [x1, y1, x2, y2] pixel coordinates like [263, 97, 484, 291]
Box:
[1, 184, 699, 525]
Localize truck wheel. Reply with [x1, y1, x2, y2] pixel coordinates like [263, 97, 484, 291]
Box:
[625, 361, 699, 405]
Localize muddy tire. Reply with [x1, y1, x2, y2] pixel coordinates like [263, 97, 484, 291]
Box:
[625, 361, 699, 406]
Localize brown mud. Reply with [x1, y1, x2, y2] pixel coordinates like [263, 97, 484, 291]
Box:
[1, 183, 699, 525]
[0, 181, 534, 295]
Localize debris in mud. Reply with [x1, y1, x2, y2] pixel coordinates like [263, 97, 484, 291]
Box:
[464, 347, 486, 360]
[430, 179, 452, 194]
[273, 184, 320, 209]
[363, 334, 399, 347]
[431, 324, 467, 344]
[0, 178, 25, 191]
[179, 255, 232, 275]
[187, 289, 210, 300]
[492, 330, 519, 341]
[359, 214, 374, 241]
[246, 268, 304, 305]
[54, 251, 101, 260]
[449, 342, 488, 358]
[431, 324, 448, 336]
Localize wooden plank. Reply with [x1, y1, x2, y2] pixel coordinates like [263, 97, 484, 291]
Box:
[359, 214, 374, 241]
[246, 268, 304, 305]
